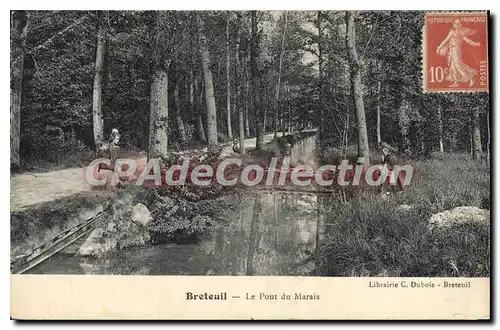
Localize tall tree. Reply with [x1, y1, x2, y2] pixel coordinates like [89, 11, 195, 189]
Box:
[437, 104, 444, 153]
[196, 13, 218, 148]
[274, 11, 288, 139]
[282, 81, 289, 137]
[471, 106, 482, 161]
[92, 15, 106, 148]
[10, 11, 29, 167]
[317, 11, 325, 146]
[244, 51, 251, 137]
[345, 11, 370, 162]
[235, 12, 245, 154]
[251, 11, 264, 151]
[398, 98, 411, 151]
[13, 11, 490, 166]
[188, 31, 206, 145]
[376, 80, 382, 145]
[195, 78, 207, 143]
[148, 12, 172, 159]
[149, 70, 169, 159]
[226, 13, 233, 141]
[174, 78, 188, 148]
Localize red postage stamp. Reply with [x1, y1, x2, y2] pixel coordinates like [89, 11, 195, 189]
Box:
[423, 12, 489, 93]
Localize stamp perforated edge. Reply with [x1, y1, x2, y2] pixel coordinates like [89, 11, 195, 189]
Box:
[421, 11, 489, 94]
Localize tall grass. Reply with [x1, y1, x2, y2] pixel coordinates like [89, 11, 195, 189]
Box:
[398, 153, 490, 211]
[316, 153, 490, 277]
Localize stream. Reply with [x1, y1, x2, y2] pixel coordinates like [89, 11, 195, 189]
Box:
[26, 192, 328, 276]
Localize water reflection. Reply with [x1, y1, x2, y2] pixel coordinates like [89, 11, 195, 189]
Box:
[27, 192, 326, 276]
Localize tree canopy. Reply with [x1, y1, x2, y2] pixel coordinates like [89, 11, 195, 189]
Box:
[13, 10, 489, 167]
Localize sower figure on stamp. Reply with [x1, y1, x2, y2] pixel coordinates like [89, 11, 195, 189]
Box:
[436, 19, 481, 88]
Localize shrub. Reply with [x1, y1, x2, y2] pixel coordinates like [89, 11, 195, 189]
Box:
[316, 153, 490, 277]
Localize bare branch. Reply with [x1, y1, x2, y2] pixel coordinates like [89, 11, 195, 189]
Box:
[361, 12, 380, 58]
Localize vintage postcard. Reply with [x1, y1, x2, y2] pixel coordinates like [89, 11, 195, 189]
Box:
[10, 10, 490, 320]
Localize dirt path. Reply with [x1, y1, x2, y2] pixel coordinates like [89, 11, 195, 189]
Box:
[10, 168, 92, 212]
[221, 132, 282, 156]
[11, 133, 284, 212]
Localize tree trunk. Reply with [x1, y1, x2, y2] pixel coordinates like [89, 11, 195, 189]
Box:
[235, 12, 245, 154]
[251, 11, 263, 151]
[345, 11, 370, 162]
[398, 99, 411, 152]
[189, 69, 197, 137]
[244, 92, 251, 136]
[244, 53, 251, 137]
[185, 80, 193, 124]
[196, 13, 218, 148]
[288, 92, 292, 132]
[341, 90, 351, 157]
[192, 75, 202, 143]
[195, 78, 207, 143]
[197, 114, 206, 144]
[92, 23, 106, 148]
[376, 81, 381, 145]
[437, 104, 444, 153]
[317, 11, 324, 146]
[149, 69, 169, 159]
[285, 81, 292, 134]
[472, 107, 482, 160]
[148, 13, 171, 159]
[274, 12, 288, 139]
[10, 11, 28, 167]
[282, 81, 288, 137]
[263, 108, 267, 135]
[470, 123, 473, 157]
[174, 80, 188, 148]
[226, 13, 233, 141]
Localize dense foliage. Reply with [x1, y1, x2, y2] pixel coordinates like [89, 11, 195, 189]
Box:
[15, 11, 489, 167]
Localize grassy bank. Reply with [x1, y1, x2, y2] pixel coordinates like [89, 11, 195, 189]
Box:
[10, 191, 115, 257]
[10, 184, 243, 258]
[316, 153, 490, 277]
